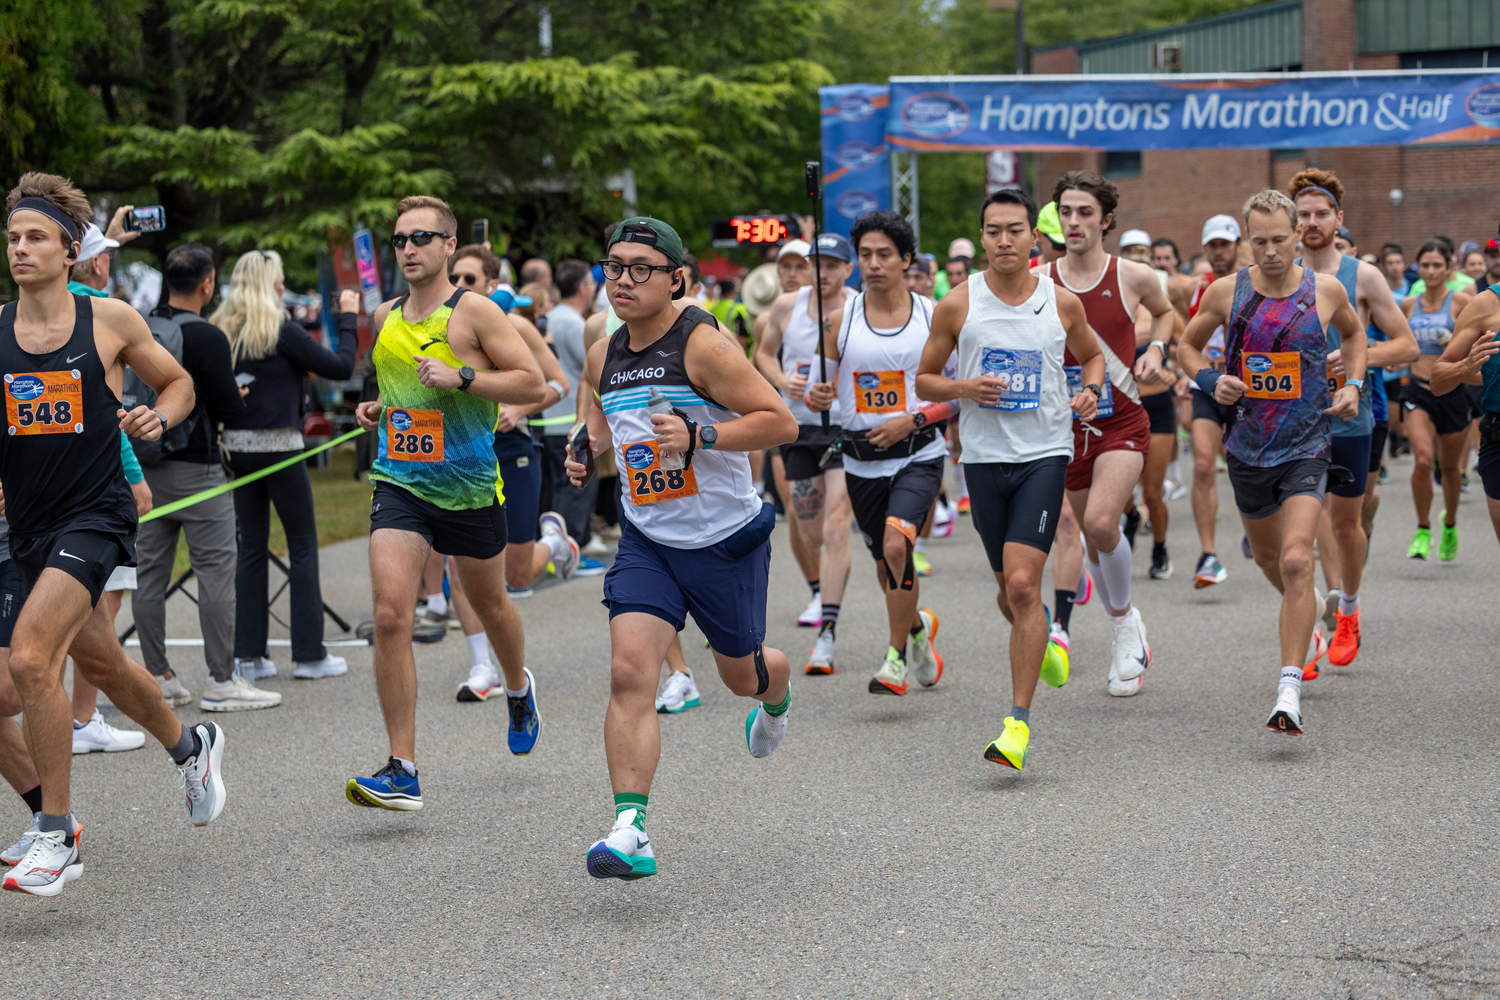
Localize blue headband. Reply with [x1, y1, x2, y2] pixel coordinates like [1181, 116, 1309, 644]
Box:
[7, 197, 81, 247]
[1298, 185, 1341, 210]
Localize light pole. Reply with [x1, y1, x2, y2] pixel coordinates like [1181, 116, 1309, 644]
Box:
[1389, 188, 1404, 247]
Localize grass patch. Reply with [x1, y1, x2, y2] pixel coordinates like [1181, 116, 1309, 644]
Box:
[170, 444, 371, 576]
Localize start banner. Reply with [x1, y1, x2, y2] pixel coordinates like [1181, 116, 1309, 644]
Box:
[885, 71, 1500, 152]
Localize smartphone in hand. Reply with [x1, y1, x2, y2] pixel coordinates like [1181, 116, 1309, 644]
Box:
[124, 206, 166, 233]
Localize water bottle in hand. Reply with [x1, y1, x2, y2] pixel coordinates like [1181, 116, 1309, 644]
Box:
[647, 390, 685, 470]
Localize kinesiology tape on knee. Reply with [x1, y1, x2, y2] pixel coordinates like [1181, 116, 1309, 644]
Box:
[754, 645, 769, 696]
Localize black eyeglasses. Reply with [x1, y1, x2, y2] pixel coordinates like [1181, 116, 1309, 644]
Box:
[391, 231, 449, 250]
[598, 259, 675, 282]
[449, 272, 481, 286]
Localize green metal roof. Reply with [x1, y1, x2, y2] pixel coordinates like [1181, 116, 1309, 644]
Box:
[1357, 0, 1500, 55]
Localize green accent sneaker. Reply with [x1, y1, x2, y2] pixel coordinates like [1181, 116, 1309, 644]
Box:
[983, 717, 1030, 770]
[1439, 515, 1458, 562]
[1407, 527, 1431, 560]
[912, 550, 932, 576]
[1040, 636, 1069, 688]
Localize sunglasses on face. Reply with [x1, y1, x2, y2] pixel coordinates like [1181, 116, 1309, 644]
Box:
[449, 272, 482, 286]
[390, 231, 449, 250]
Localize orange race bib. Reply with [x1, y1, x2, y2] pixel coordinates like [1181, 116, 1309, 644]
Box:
[1241, 352, 1301, 400]
[1327, 360, 1347, 394]
[853, 370, 906, 414]
[385, 407, 444, 462]
[623, 441, 698, 505]
[5, 371, 84, 436]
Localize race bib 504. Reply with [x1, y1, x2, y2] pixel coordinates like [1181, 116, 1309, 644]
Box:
[5, 371, 83, 436]
[386, 407, 444, 462]
[623, 440, 698, 505]
[1241, 352, 1301, 399]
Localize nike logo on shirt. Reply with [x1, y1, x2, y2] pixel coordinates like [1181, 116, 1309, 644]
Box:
[64, 354, 87, 364]
[58, 549, 85, 562]
[1032, 303, 1045, 314]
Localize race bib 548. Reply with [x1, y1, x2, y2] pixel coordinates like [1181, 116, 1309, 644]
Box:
[5, 371, 83, 436]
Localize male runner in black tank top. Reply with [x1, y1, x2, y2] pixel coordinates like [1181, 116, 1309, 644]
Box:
[0, 173, 222, 897]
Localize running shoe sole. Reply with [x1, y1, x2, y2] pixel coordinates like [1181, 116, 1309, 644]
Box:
[917, 609, 943, 687]
[1193, 573, 1225, 589]
[868, 676, 908, 696]
[456, 683, 500, 702]
[804, 664, 835, 676]
[1265, 710, 1305, 735]
[586, 842, 656, 880]
[3, 858, 82, 896]
[344, 781, 423, 811]
[983, 742, 1024, 770]
[657, 697, 700, 714]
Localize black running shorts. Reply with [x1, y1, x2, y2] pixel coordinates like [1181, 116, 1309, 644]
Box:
[0, 559, 23, 648]
[1368, 425, 1389, 476]
[11, 528, 128, 607]
[780, 423, 842, 480]
[846, 458, 944, 557]
[1191, 389, 1233, 426]
[1403, 380, 1473, 437]
[965, 455, 1069, 571]
[1226, 456, 1328, 520]
[1141, 390, 1176, 436]
[370, 481, 507, 559]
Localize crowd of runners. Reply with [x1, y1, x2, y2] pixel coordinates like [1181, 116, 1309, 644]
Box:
[2, 160, 1499, 893]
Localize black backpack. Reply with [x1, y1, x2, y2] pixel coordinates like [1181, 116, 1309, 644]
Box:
[120, 311, 199, 466]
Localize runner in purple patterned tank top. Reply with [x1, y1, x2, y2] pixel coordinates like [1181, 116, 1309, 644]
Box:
[1180, 189, 1364, 740]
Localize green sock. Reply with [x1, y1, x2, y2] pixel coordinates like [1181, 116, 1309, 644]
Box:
[763, 686, 791, 718]
[614, 792, 648, 831]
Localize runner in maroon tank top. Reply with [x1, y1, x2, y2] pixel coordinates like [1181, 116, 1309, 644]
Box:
[1048, 171, 1175, 698]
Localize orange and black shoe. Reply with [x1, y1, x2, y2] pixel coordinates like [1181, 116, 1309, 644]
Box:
[805, 628, 835, 675]
[1302, 625, 1328, 681]
[1328, 608, 1361, 666]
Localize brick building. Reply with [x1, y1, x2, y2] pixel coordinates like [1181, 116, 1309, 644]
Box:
[1032, 0, 1500, 260]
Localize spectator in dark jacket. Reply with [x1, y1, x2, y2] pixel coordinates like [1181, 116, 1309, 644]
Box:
[213, 250, 356, 681]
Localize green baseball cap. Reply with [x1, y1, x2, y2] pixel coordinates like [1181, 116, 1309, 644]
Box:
[608, 217, 683, 269]
[1037, 201, 1063, 245]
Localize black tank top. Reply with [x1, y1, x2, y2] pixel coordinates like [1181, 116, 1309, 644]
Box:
[0, 295, 135, 538]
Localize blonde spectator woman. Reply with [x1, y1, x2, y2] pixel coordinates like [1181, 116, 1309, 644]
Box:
[212, 250, 356, 681]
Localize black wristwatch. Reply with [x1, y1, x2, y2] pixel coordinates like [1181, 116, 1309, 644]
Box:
[912, 410, 929, 429]
[699, 424, 718, 450]
[457, 365, 476, 392]
[1084, 384, 1102, 399]
[155, 409, 168, 434]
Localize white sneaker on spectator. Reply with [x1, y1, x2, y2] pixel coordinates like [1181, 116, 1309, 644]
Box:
[72, 710, 146, 753]
[200, 675, 282, 712]
[582, 535, 610, 557]
[293, 655, 348, 680]
[234, 656, 277, 680]
[158, 673, 192, 707]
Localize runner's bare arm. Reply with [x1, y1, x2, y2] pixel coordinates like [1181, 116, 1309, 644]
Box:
[1432, 291, 1500, 394]
[751, 292, 796, 392]
[1058, 287, 1104, 419]
[659, 323, 796, 454]
[805, 304, 844, 413]
[1179, 276, 1245, 404]
[99, 298, 195, 440]
[1358, 261, 1419, 369]
[497, 314, 567, 431]
[419, 295, 546, 406]
[1123, 260, 1174, 383]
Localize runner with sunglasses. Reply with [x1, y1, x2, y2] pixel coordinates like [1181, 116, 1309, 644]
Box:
[566, 218, 797, 881]
[345, 196, 548, 812]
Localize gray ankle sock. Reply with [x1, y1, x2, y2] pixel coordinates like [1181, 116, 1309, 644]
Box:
[167, 725, 198, 765]
[38, 812, 74, 840]
[1009, 705, 1031, 726]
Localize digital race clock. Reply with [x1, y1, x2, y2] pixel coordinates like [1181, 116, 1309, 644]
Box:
[710, 216, 792, 248]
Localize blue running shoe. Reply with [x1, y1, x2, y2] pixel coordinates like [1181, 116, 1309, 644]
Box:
[575, 556, 606, 577]
[586, 810, 656, 880]
[345, 758, 422, 811]
[507, 667, 542, 755]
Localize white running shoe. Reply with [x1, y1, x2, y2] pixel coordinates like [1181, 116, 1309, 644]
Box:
[586, 809, 656, 880]
[1266, 687, 1305, 734]
[2, 828, 81, 896]
[805, 628, 836, 675]
[581, 535, 610, 557]
[1048, 621, 1070, 653]
[745, 703, 789, 758]
[796, 595, 822, 628]
[293, 654, 348, 680]
[234, 656, 277, 680]
[0, 814, 39, 866]
[539, 512, 579, 581]
[913, 608, 943, 687]
[457, 663, 502, 702]
[1107, 608, 1150, 697]
[200, 675, 282, 712]
[654, 670, 700, 713]
[176, 722, 227, 827]
[1320, 588, 1340, 636]
[71, 710, 146, 754]
[158, 673, 192, 707]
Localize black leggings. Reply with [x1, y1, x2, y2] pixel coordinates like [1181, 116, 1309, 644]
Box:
[229, 450, 326, 663]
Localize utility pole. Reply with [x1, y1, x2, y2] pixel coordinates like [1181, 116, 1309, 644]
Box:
[987, 0, 1024, 74]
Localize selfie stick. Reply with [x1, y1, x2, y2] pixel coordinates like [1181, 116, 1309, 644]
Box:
[805, 161, 829, 431]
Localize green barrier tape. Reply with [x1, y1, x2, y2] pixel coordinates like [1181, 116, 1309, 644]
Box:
[140, 428, 368, 523]
[526, 415, 576, 427]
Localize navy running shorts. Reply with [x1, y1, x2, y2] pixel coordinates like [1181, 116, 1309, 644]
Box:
[1141, 390, 1176, 436]
[1328, 434, 1370, 499]
[499, 448, 542, 546]
[602, 515, 769, 658]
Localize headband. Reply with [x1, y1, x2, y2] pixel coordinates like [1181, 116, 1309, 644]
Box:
[1297, 185, 1341, 210]
[7, 197, 81, 250]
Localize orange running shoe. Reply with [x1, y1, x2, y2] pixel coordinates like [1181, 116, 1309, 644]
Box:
[956, 495, 971, 514]
[1302, 625, 1327, 681]
[1328, 608, 1361, 666]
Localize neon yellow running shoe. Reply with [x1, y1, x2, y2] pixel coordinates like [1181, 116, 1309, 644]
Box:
[1407, 527, 1431, 560]
[1041, 633, 1069, 688]
[1439, 515, 1457, 562]
[912, 550, 932, 576]
[983, 717, 1030, 770]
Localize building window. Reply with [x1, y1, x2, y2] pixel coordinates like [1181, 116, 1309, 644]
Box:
[1275, 147, 1305, 160]
[1104, 150, 1141, 178]
[1401, 48, 1499, 70]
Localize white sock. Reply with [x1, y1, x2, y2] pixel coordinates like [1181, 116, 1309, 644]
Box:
[1097, 537, 1133, 615]
[395, 757, 417, 776]
[1087, 553, 1112, 611]
[953, 464, 967, 497]
[914, 537, 927, 553]
[753, 480, 765, 497]
[466, 632, 492, 668]
[541, 528, 567, 561]
[1279, 666, 1303, 695]
[426, 592, 447, 615]
[1338, 591, 1359, 616]
[506, 677, 530, 698]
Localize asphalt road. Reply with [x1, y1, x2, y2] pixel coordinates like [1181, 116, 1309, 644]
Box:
[2, 452, 1498, 998]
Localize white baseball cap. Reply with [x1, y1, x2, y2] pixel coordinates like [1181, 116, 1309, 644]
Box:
[777, 239, 811, 261]
[76, 223, 119, 264]
[1119, 228, 1152, 249]
[1201, 214, 1241, 244]
[947, 238, 976, 261]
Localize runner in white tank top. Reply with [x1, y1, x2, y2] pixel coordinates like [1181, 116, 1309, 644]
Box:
[917, 189, 1104, 773]
[565, 218, 798, 883]
[806, 212, 954, 698]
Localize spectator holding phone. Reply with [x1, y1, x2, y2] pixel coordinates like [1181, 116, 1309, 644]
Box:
[214, 250, 356, 682]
